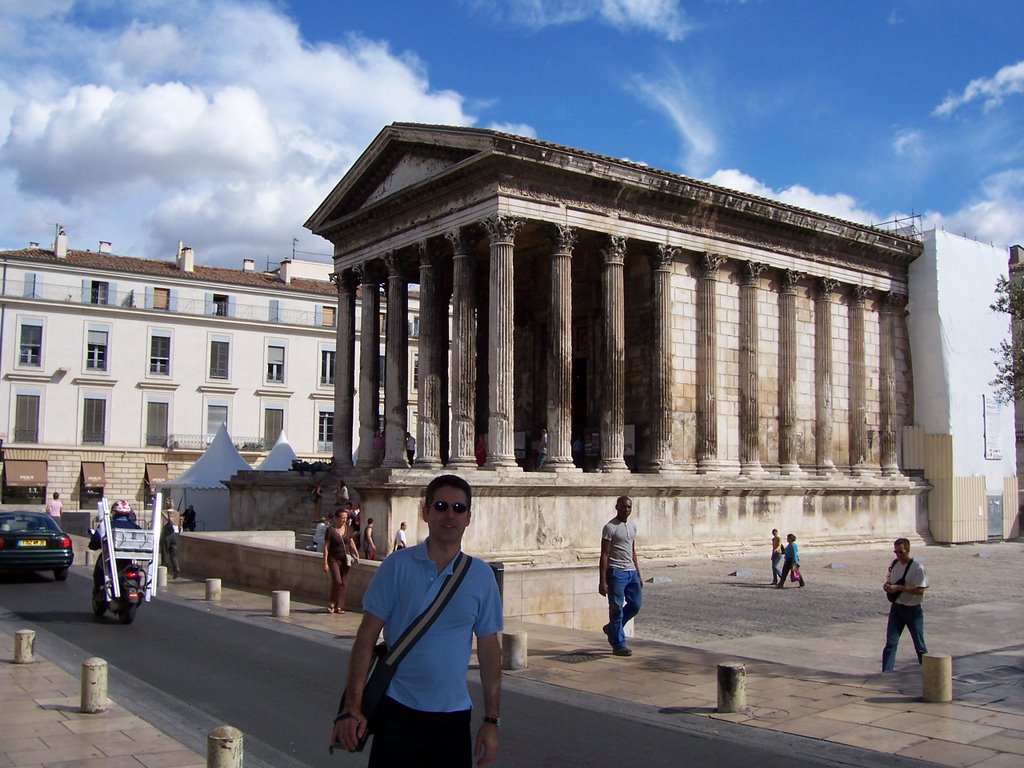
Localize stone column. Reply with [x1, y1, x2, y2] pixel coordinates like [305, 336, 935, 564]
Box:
[484, 215, 524, 469]
[740, 261, 767, 475]
[848, 285, 871, 476]
[332, 269, 357, 469]
[599, 235, 629, 472]
[645, 243, 678, 472]
[778, 270, 804, 475]
[382, 251, 410, 469]
[815, 278, 839, 475]
[697, 253, 724, 474]
[445, 228, 478, 469]
[414, 241, 443, 469]
[355, 264, 382, 469]
[545, 225, 577, 470]
[778, 270, 802, 475]
[879, 292, 901, 474]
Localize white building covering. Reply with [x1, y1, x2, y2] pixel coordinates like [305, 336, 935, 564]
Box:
[905, 229, 1018, 541]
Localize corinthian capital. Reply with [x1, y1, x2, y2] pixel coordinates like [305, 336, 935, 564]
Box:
[549, 224, 577, 255]
[483, 215, 525, 244]
[602, 235, 627, 265]
[700, 252, 725, 278]
[817, 277, 840, 299]
[651, 243, 679, 271]
[741, 261, 768, 285]
[780, 269, 804, 293]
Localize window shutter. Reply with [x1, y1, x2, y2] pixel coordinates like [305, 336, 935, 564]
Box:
[144, 286, 154, 309]
[204, 292, 214, 315]
[227, 296, 236, 318]
[81, 279, 90, 303]
[23, 273, 37, 298]
[168, 289, 178, 312]
[107, 281, 118, 306]
[314, 305, 322, 326]
[269, 299, 280, 323]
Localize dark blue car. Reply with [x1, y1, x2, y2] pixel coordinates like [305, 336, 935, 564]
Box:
[0, 511, 75, 581]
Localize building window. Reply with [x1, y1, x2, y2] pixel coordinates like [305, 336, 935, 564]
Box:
[90, 281, 109, 305]
[86, 329, 108, 371]
[150, 334, 170, 375]
[153, 287, 170, 310]
[409, 315, 420, 337]
[412, 353, 419, 391]
[146, 401, 169, 447]
[206, 404, 228, 439]
[266, 345, 285, 383]
[213, 293, 230, 317]
[320, 349, 336, 386]
[264, 407, 284, 449]
[14, 394, 40, 443]
[318, 411, 334, 452]
[18, 323, 42, 366]
[209, 340, 230, 379]
[82, 397, 106, 444]
[322, 305, 336, 328]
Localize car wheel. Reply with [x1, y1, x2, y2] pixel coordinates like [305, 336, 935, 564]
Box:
[53, 568, 69, 582]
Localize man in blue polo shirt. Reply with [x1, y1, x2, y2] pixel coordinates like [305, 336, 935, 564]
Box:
[334, 474, 503, 767]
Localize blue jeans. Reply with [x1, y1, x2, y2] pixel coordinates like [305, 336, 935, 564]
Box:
[882, 602, 927, 671]
[605, 568, 642, 649]
[771, 553, 783, 584]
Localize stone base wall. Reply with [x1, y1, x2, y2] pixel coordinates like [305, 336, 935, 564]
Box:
[227, 468, 930, 565]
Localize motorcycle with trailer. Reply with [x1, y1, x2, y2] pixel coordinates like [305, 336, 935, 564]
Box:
[90, 495, 164, 624]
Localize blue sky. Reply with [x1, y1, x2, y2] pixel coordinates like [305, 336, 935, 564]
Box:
[1, 0, 1022, 267]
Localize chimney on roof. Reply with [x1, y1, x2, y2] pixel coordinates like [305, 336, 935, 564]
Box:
[1011, 244, 1024, 265]
[242, 258, 255, 272]
[176, 241, 195, 272]
[54, 227, 67, 259]
[29, 242, 39, 248]
[280, 259, 292, 284]
[98, 241, 111, 253]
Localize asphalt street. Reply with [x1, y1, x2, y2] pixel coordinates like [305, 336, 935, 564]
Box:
[0, 567, 934, 768]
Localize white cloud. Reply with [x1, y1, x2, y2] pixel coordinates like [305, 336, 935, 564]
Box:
[924, 169, 1024, 248]
[703, 169, 885, 226]
[486, 122, 538, 137]
[0, 0, 478, 265]
[892, 128, 925, 160]
[933, 60, 1024, 117]
[628, 68, 717, 175]
[468, 0, 689, 41]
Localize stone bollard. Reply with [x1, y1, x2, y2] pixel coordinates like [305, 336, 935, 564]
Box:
[501, 632, 528, 670]
[80, 657, 108, 713]
[922, 653, 953, 703]
[14, 629, 35, 664]
[717, 662, 746, 714]
[85, 549, 97, 566]
[207, 725, 244, 768]
[206, 578, 222, 602]
[157, 565, 168, 588]
[272, 590, 290, 618]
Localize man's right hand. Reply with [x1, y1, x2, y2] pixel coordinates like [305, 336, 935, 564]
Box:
[598, 580, 607, 597]
[332, 709, 367, 752]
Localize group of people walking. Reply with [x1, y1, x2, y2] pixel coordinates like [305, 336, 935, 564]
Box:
[771, 528, 804, 588]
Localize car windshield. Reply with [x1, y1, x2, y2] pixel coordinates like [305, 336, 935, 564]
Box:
[0, 514, 60, 534]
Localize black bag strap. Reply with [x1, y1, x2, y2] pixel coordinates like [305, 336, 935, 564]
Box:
[891, 557, 913, 586]
[381, 552, 473, 668]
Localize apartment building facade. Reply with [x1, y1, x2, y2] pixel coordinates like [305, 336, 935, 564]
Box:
[0, 231, 418, 512]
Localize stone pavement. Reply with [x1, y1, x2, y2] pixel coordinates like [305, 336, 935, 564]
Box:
[3, 547, 1024, 767]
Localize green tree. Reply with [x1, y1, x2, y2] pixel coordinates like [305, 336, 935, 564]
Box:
[990, 275, 1024, 401]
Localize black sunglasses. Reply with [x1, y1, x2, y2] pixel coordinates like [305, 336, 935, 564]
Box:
[430, 500, 469, 514]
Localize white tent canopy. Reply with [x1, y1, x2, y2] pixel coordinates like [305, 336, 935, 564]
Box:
[256, 430, 298, 471]
[160, 424, 250, 530]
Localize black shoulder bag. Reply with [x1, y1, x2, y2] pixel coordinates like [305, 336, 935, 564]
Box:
[331, 552, 473, 754]
[886, 558, 914, 603]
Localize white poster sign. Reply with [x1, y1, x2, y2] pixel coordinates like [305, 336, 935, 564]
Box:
[983, 394, 1002, 460]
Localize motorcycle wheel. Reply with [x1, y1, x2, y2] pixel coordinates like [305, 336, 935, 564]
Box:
[118, 604, 137, 625]
[91, 592, 108, 617]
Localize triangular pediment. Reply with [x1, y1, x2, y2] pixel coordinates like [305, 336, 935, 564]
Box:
[306, 124, 496, 232]
[363, 151, 461, 206]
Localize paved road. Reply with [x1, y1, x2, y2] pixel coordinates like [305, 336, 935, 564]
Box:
[0, 567, 930, 768]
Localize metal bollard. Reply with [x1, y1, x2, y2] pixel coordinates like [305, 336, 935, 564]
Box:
[14, 629, 35, 664]
[501, 631, 527, 670]
[206, 578, 222, 601]
[80, 657, 108, 713]
[272, 590, 290, 618]
[716, 662, 747, 713]
[207, 725, 244, 768]
[922, 653, 953, 703]
[157, 565, 168, 588]
[85, 549, 97, 566]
